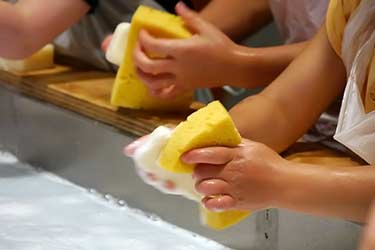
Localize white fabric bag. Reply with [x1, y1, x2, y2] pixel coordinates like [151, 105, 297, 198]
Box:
[334, 0, 375, 164]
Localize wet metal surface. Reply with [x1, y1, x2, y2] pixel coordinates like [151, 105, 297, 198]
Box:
[0, 84, 362, 250]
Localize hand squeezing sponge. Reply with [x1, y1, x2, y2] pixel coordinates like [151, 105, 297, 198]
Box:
[110, 5, 193, 110]
[133, 101, 251, 230]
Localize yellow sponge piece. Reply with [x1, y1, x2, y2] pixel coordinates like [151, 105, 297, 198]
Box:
[111, 5, 193, 110]
[0, 44, 54, 72]
[200, 207, 251, 230]
[158, 101, 242, 173]
[158, 100, 250, 230]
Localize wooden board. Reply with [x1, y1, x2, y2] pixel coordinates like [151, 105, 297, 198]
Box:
[6, 65, 71, 77]
[0, 64, 364, 165]
[0, 64, 190, 137]
[49, 78, 118, 111]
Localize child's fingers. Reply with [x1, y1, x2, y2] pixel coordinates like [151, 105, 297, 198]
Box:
[193, 164, 225, 183]
[136, 68, 175, 91]
[195, 179, 230, 197]
[182, 147, 236, 165]
[101, 34, 113, 52]
[138, 30, 178, 57]
[175, 1, 215, 35]
[123, 135, 149, 157]
[202, 195, 236, 212]
[150, 85, 179, 99]
[134, 42, 173, 75]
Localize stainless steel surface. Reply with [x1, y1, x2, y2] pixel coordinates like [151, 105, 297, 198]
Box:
[0, 158, 232, 250]
[0, 83, 362, 250]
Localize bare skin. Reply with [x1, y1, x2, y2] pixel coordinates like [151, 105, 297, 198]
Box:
[182, 139, 375, 222]
[125, 26, 375, 223]
[230, 26, 346, 152]
[198, 0, 272, 42]
[132, 2, 309, 98]
[180, 27, 375, 222]
[360, 200, 375, 250]
[0, 0, 90, 59]
[102, 1, 308, 98]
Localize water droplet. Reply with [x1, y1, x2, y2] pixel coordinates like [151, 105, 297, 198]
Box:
[88, 188, 98, 195]
[118, 200, 126, 206]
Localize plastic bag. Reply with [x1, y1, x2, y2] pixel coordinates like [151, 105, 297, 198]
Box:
[334, 0, 375, 164]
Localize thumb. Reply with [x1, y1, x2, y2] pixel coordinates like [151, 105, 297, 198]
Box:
[175, 1, 213, 35]
[101, 34, 113, 53]
[123, 135, 149, 157]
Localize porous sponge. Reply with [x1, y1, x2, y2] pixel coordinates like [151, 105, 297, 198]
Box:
[158, 101, 242, 173]
[158, 101, 251, 230]
[111, 5, 193, 110]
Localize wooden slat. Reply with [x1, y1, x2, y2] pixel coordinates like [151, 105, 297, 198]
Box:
[49, 78, 118, 111]
[0, 64, 190, 136]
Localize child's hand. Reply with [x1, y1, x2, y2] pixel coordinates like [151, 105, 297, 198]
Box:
[134, 2, 239, 98]
[123, 135, 149, 157]
[124, 135, 177, 191]
[101, 34, 113, 53]
[182, 139, 288, 212]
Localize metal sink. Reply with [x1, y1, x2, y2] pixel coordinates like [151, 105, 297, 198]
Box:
[0, 83, 362, 250]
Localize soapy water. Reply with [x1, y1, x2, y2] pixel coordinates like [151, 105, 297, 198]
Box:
[0, 151, 232, 250]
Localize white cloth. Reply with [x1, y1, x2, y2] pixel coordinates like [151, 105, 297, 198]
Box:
[334, 0, 375, 164]
[269, 0, 329, 44]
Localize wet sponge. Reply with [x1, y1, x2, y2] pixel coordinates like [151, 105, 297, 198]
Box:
[111, 5, 193, 110]
[158, 101, 251, 230]
[158, 101, 242, 173]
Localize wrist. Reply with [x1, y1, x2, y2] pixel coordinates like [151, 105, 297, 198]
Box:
[228, 45, 265, 87]
[270, 159, 301, 209]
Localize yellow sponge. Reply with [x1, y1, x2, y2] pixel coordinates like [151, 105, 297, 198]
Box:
[0, 44, 54, 72]
[158, 101, 251, 229]
[111, 5, 193, 110]
[158, 101, 242, 173]
[200, 207, 250, 230]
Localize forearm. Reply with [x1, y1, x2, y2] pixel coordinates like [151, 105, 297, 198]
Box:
[199, 0, 272, 41]
[0, 2, 24, 58]
[0, 0, 89, 59]
[277, 162, 375, 222]
[225, 41, 308, 88]
[230, 94, 294, 152]
[230, 27, 346, 152]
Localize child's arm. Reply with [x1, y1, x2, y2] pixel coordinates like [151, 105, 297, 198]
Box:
[179, 25, 375, 223]
[182, 139, 375, 222]
[133, 3, 310, 98]
[230, 25, 347, 152]
[0, 0, 89, 59]
[198, 0, 272, 41]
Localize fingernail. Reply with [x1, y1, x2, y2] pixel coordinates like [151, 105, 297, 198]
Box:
[176, 1, 187, 9]
[191, 173, 196, 180]
[211, 208, 225, 213]
[124, 141, 141, 156]
[181, 154, 193, 164]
